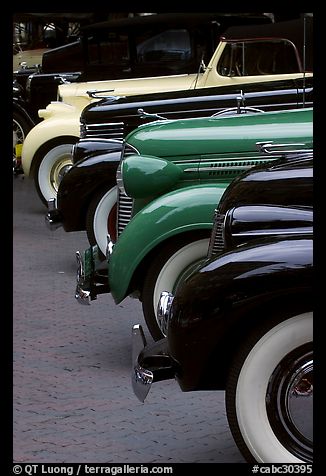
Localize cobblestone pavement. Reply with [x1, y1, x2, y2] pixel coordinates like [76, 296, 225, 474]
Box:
[13, 175, 246, 464]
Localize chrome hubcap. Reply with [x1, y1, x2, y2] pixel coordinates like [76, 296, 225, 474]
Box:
[49, 160, 72, 192]
[267, 344, 313, 461]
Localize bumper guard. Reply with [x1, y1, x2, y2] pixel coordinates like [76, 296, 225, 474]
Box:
[131, 324, 176, 402]
[75, 245, 109, 305]
[45, 198, 63, 230]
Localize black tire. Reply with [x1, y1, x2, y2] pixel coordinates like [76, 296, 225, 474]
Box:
[85, 186, 118, 261]
[141, 232, 210, 341]
[226, 311, 313, 463]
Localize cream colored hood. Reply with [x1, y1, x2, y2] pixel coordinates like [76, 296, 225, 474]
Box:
[58, 73, 201, 106]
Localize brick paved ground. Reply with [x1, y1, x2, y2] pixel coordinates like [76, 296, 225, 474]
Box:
[13, 175, 246, 464]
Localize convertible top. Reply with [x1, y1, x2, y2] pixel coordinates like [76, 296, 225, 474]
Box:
[222, 17, 313, 70]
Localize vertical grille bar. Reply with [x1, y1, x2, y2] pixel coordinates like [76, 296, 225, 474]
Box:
[207, 211, 225, 258]
[117, 190, 133, 237]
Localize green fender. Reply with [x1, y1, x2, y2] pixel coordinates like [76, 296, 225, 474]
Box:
[109, 183, 226, 303]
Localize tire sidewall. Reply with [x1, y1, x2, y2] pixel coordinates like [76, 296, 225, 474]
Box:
[142, 236, 210, 340]
[233, 312, 313, 463]
[88, 186, 117, 257]
[37, 142, 75, 203]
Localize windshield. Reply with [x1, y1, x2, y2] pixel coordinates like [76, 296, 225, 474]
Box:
[218, 39, 301, 76]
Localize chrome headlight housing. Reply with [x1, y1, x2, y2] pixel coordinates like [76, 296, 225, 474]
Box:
[116, 142, 139, 196]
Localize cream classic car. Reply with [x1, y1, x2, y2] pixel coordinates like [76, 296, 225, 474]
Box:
[20, 17, 312, 205]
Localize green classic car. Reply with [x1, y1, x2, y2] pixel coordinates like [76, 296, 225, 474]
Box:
[76, 107, 313, 339]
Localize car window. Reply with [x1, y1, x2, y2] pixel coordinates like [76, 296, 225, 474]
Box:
[86, 32, 130, 66]
[218, 40, 301, 76]
[135, 29, 192, 64]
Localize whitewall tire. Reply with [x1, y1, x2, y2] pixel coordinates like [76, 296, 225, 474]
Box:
[142, 234, 210, 340]
[36, 142, 75, 205]
[226, 312, 313, 463]
[86, 186, 118, 259]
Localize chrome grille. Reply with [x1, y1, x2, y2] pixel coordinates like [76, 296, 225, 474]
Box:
[207, 211, 225, 258]
[80, 121, 124, 140]
[117, 190, 133, 237]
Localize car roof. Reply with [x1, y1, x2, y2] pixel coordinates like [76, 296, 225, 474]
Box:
[81, 12, 271, 31]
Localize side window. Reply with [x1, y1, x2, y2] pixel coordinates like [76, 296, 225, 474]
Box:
[136, 29, 191, 64]
[86, 33, 130, 66]
[218, 40, 301, 77]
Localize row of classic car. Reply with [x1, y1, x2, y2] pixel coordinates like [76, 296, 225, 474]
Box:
[15, 13, 313, 463]
[46, 76, 313, 257]
[14, 12, 270, 132]
[133, 150, 313, 463]
[73, 133, 313, 463]
[16, 12, 264, 171]
[18, 16, 312, 205]
[70, 107, 313, 464]
[74, 107, 313, 339]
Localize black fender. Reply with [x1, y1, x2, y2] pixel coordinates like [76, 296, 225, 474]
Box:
[169, 235, 313, 391]
[57, 141, 122, 232]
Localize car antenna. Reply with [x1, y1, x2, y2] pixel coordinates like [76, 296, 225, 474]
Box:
[302, 13, 313, 108]
[193, 51, 206, 90]
[303, 14, 306, 107]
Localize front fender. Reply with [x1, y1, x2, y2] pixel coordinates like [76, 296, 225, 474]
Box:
[21, 103, 80, 176]
[57, 145, 122, 232]
[169, 235, 313, 391]
[109, 184, 226, 303]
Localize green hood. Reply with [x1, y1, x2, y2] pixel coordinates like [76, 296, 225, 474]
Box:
[126, 108, 313, 157]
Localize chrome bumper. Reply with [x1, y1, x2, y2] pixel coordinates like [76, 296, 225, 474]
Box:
[75, 246, 109, 305]
[131, 324, 176, 403]
[45, 198, 63, 231]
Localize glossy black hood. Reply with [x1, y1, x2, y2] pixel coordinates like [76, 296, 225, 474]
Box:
[80, 77, 313, 125]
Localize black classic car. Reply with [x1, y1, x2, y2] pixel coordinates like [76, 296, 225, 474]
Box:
[131, 149, 313, 463]
[23, 15, 312, 204]
[46, 77, 313, 257]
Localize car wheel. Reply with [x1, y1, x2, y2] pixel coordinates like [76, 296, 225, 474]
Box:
[142, 233, 210, 340]
[13, 111, 32, 168]
[86, 186, 118, 260]
[226, 311, 313, 463]
[34, 140, 76, 206]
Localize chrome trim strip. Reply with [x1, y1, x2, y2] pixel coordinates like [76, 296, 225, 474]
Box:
[256, 141, 311, 155]
[174, 154, 283, 166]
[232, 228, 313, 238]
[84, 121, 125, 128]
